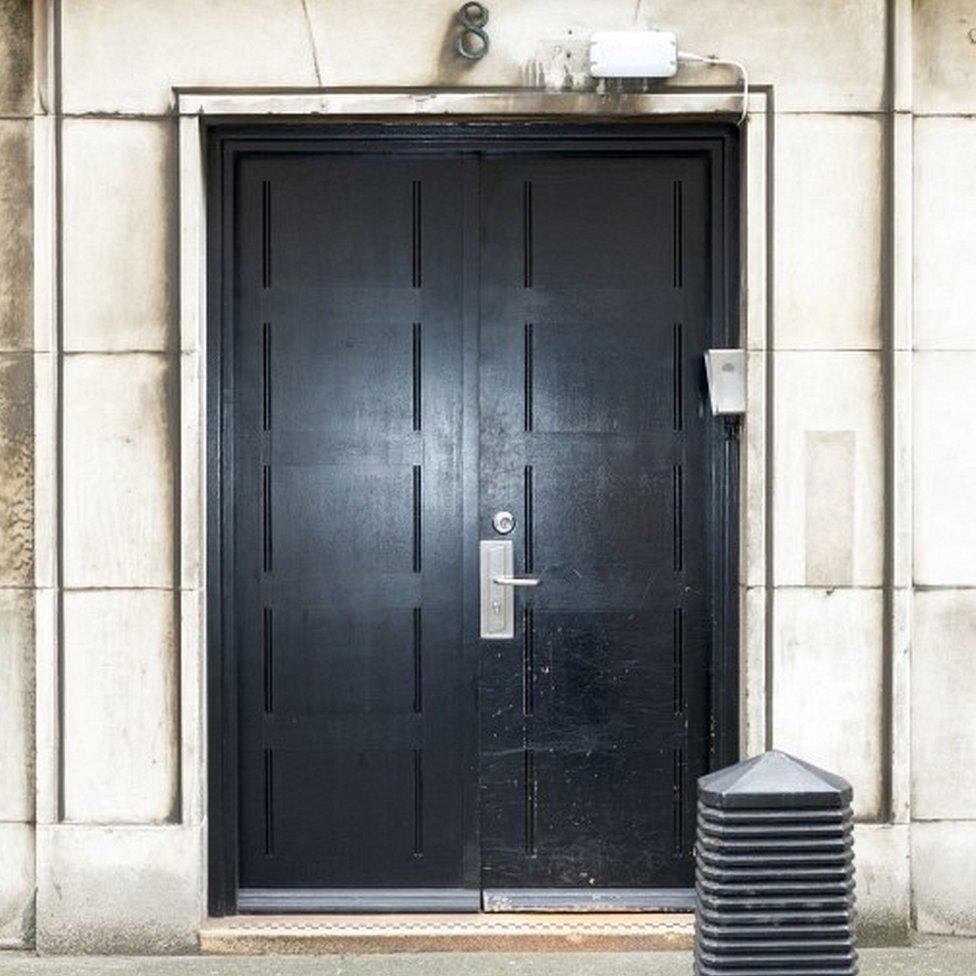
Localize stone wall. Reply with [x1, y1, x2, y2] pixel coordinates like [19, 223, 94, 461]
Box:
[909, 0, 976, 938]
[0, 0, 972, 952]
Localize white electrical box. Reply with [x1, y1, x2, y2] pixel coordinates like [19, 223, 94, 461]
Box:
[589, 30, 678, 79]
[704, 349, 747, 415]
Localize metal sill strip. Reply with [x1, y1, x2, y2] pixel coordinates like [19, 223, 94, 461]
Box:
[238, 887, 696, 913]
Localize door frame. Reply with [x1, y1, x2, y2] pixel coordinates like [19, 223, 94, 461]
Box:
[203, 117, 741, 916]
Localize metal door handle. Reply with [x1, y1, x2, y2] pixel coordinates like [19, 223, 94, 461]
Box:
[493, 576, 541, 587]
[481, 540, 539, 639]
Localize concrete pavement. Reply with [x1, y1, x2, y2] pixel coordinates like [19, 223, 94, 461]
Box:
[0, 943, 974, 976]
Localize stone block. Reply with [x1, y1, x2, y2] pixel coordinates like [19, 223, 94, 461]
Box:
[773, 352, 883, 587]
[912, 589, 976, 819]
[62, 120, 175, 352]
[772, 587, 883, 819]
[774, 115, 883, 351]
[62, 353, 175, 588]
[36, 823, 203, 953]
[914, 118, 976, 350]
[912, 821, 976, 936]
[914, 1, 976, 115]
[914, 352, 976, 585]
[0, 588, 34, 822]
[61, 0, 319, 114]
[853, 824, 910, 946]
[0, 822, 34, 949]
[62, 589, 178, 823]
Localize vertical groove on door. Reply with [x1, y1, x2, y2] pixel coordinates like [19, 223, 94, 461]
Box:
[413, 606, 423, 714]
[412, 322, 422, 431]
[264, 748, 275, 856]
[262, 322, 272, 431]
[672, 463, 683, 573]
[412, 465, 422, 573]
[522, 607, 534, 716]
[672, 179, 683, 289]
[523, 322, 534, 432]
[261, 179, 272, 290]
[522, 180, 533, 288]
[262, 465, 272, 572]
[263, 606, 273, 714]
[672, 747, 684, 856]
[672, 321, 683, 432]
[524, 749, 537, 855]
[413, 748, 424, 857]
[673, 606, 684, 715]
[523, 465, 534, 573]
[412, 180, 423, 288]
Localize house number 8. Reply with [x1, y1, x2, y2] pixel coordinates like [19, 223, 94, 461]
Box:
[456, 2, 489, 60]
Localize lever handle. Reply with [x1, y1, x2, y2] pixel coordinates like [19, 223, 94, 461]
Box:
[493, 576, 541, 587]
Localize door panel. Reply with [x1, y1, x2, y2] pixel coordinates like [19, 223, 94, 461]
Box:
[234, 154, 473, 889]
[222, 134, 734, 908]
[478, 156, 713, 889]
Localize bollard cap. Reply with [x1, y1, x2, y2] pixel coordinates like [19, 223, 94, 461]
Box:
[699, 750, 853, 810]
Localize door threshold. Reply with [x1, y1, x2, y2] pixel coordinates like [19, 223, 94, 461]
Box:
[200, 912, 695, 954]
[482, 888, 696, 912]
[239, 887, 480, 913]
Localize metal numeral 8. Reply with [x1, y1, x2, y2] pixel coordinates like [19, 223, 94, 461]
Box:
[455, 2, 489, 60]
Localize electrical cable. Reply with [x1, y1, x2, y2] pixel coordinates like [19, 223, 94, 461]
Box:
[677, 50, 749, 125]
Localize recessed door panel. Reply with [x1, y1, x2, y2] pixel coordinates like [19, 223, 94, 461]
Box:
[234, 153, 471, 892]
[478, 155, 713, 890]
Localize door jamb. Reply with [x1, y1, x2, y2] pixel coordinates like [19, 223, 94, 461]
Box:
[202, 118, 742, 916]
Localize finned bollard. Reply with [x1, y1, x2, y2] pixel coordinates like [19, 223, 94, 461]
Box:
[694, 750, 857, 976]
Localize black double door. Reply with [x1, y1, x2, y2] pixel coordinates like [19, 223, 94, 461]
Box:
[228, 132, 735, 910]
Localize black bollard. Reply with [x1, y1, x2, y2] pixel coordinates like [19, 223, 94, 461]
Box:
[694, 750, 857, 976]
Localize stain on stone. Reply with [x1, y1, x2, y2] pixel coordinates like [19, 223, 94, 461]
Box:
[0, 354, 33, 585]
[0, 122, 32, 351]
[19, 891, 36, 947]
[804, 429, 854, 586]
[856, 913, 911, 948]
[0, 0, 32, 116]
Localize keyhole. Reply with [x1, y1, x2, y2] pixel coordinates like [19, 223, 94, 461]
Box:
[493, 510, 516, 534]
